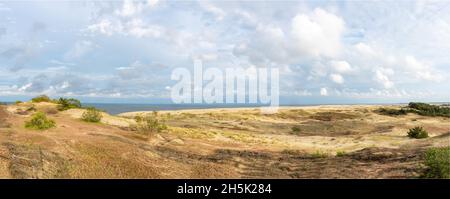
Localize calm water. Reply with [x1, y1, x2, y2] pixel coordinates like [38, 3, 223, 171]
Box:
[82, 103, 269, 115]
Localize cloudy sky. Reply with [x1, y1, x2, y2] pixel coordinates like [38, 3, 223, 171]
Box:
[0, 0, 449, 104]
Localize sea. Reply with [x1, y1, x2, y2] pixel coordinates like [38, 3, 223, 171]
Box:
[3, 101, 447, 115]
[82, 103, 270, 115]
[81, 102, 412, 115]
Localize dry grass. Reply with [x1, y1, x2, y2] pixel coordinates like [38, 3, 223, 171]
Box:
[0, 104, 449, 178]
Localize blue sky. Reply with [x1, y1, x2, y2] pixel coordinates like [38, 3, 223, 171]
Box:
[0, 0, 449, 104]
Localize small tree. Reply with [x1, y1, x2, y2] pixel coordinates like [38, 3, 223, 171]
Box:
[81, 107, 102, 123]
[407, 126, 429, 139]
[25, 112, 56, 130]
[57, 97, 82, 111]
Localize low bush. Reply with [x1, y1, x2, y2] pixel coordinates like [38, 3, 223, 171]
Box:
[336, 151, 346, 157]
[291, 126, 301, 133]
[25, 112, 56, 130]
[311, 150, 329, 158]
[15, 100, 23, 104]
[57, 97, 82, 111]
[375, 102, 450, 118]
[408, 102, 450, 117]
[376, 108, 408, 116]
[81, 107, 103, 123]
[132, 112, 167, 135]
[31, 95, 52, 103]
[422, 147, 450, 179]
[407, 126, 429, 139]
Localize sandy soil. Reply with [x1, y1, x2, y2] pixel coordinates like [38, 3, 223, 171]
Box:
[0, 103, 448, 178]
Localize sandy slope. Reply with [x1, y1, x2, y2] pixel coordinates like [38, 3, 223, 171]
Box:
[0, 103, 448, 178]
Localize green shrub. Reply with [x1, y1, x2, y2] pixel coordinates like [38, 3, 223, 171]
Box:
[133, 112, 167, 135]
[15, 100, 23, 104]
[376, 102, 450, 118]
[291, 126, 301, 133]
[336, 151, 346, 157]
[31, 95, 52, 103]
[57, 97, 81, 111]
[422, 147, 450, 179]
[376, 108, 408, 116]
[25, 112, 56, 130]
[408, 102, 450, 117]
[407, 126, 429, 139]
[81, 107, 103, 123]
[311, 150, 329, 158]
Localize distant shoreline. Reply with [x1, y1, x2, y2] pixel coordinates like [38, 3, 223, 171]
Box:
[2, 101, 449, 115]
[85, 103, 409, 115]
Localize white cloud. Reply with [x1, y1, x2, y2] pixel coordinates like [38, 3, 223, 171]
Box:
[126, 18, 163, 38]
[234, 8, 345, 65]
[87, 18, 164, 38]
[320, 87, 328, 96]
[115, 0, 159, 17]
[291, 8, 345, 58]
[354, 42, 376, 57]
[374, 68, 394, 89]
[330, 73, 344, 84]
[330, 60, 352, 73]
[199, 1, 226, 21]
[87, 19, 119, 36]
[403, 55, 443, 82]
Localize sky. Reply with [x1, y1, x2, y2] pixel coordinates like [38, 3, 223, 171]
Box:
[0, 0, 449, 104]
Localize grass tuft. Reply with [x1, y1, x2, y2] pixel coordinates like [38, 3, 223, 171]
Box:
[25, 111, 56, 130]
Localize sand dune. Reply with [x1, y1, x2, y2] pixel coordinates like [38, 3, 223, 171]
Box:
[0, 103, 448, 178]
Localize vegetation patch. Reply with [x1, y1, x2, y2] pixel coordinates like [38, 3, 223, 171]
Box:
[408, 102, 450, 117]
[169, 127, 217, 139]
[132, 112, 167, 136]
[311, 150, 329, 158]
[422, 147, 450, 179]
[81, 107, 103, 123]
[57, 97, 82, 111]
[336, 151, 347, 157]
[310, 112, 357, 121]
[291, 126, 301, 133]
[31, 95, 52, 103]
[375, 102, 450, 118]
[376, 108, 408, 116]
[4, 142, 68, 178]
[407, 126, 429, 139]
[25, 112, 56, 130]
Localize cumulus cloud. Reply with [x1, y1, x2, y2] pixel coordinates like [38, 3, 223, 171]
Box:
[330, 60, 352, 74]
[291, 8, 345, 58]
[233, 8, 345, 66]
[89, 18, 165, 38]
[0, 1, 449, 102]
[330, 73, 344, 84]
[374, 68, 394, 89]
[115, 0, 159, 17]
[320, 87, 328, 96]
